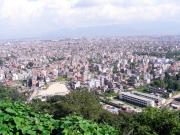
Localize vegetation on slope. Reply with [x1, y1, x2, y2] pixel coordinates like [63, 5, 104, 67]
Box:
[0, 100, 58, 135]
[0, 85, 179, 135]
[30, 89, 180, 135]
[0, 100, 117, 135]
[31, 89, 102, 121]
[0, 85, 27, 101]
[60, 115, 117, 135]
[151, 72, 180, 91]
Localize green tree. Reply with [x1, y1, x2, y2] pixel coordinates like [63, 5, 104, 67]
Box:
[152, 80, 166, 88]
[163, 72, 180, 91]
[60, 115, 118, 135]
[30, 98, 53, 114]
[0, 85, 26, 101]
[30, 91, 102, 120]
[99, 108, 180, 135]
[174, 81, 180, 91]
[99, 110, 136, 135]
[136, 85, 149, 93]
[0, 59, 3, 66]
[135, 108, 180, 135]
[56, 90, 102, 121]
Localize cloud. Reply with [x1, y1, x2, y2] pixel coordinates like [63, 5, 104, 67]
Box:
[0, 0, 180, 38]
[0, 0, 180, 25]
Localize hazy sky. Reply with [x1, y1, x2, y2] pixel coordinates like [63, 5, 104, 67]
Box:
[0, 0, 180, 39]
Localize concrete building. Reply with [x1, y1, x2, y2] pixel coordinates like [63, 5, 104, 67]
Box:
[133, 91, 166, 106]
[74, 81, 81, 89]
[119, 92, 155, 107]
[0, 73, 5, 82]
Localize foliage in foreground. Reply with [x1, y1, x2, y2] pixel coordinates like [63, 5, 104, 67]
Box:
[0, 100, 58, 135]
[0, 100, 117, 135]
[1, 86, 179, 135]
[60, 115, 118, 135]
[99, 108, 180, 135]
[135, 108, 180, 135]
[30, 89, 180, 135]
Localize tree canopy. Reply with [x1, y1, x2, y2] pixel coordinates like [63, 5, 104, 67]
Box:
[0, 85, 26, 101]
[60, 115, 118, 135]
[0, 86, 179, 135]
[54, 89, 102, 120]
[100, 108, 180, 135]
[151, 72, 180, 91]
[133, 108, 180, 135]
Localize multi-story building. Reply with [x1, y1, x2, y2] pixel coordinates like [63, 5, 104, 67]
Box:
[133, 91, 166, 106]
[119, 92, 155, 107]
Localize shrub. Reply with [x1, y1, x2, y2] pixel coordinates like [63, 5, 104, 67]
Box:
[0, 100, 117, 135]
[60, 115, 118, 135]
[0, 100, 58, 135]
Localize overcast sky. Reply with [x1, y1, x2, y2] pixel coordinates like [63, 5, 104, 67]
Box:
[0, 0, 180, 39]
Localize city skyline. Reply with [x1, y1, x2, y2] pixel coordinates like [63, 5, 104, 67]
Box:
[0, 0, 180, 39]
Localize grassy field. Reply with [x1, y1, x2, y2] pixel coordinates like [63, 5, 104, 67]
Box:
[135, 85, 149, 93]
[56, 76, 68, 82]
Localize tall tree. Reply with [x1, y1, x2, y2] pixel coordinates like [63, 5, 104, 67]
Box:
[0, 59, 3, 66]
[56, 90, 102, 121]
[0, 85, 26, 101]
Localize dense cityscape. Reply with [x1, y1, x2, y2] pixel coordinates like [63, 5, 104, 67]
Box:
[0, 36, 180, 113]
[0, 0, 180, 134]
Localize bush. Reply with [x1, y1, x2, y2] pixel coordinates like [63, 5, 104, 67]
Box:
[135, 108, 180, 135]
[0, 100, 117, 135]
[56, 90, 102, 120]
[0, 100, 58, 135]
[98, 108, 180, 135]
[60, 115, 118, 135]
[0, 86, 26, 101]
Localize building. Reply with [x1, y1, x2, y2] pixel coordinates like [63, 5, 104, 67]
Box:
[88, 79, 100, 89]
[74, 81, 81, 89]
[0, 73, 5, 82]
[133, 91, 166, 106]
[119, 92, 155, 107]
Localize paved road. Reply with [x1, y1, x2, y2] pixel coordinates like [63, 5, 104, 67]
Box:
[161, 92, 180, 107]
[27, 89, 38, 102]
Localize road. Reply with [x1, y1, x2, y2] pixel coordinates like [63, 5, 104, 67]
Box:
[27, 89, 38, 102]
[161, 92, 180, 108]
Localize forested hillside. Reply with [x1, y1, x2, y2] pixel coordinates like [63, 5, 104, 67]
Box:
[0, 86, 179, 135]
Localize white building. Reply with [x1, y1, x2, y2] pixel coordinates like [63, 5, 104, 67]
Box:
[119, 92, 155, 107]
[74, 81, 81, 89]
[89, 79, 95, 88]
[12, 73, 19, 81]
[0, 73, 5, 81]
[133, 91, 166, 106]
[100, 76, 105, 87]
[89, 79, 101, 89]
[95, 79, 101, 88]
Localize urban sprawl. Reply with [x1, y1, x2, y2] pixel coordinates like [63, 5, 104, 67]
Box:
[0, 36, 180, 113]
